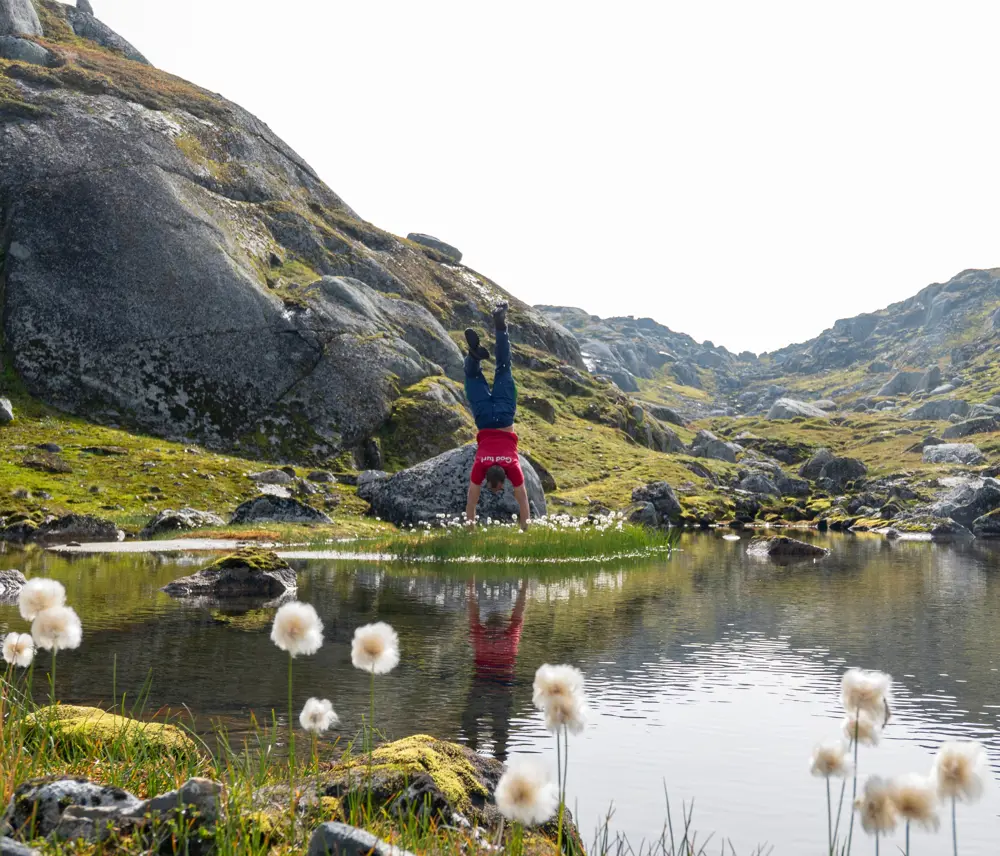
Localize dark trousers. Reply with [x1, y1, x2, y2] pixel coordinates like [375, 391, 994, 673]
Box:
[464, 328, 516, 430]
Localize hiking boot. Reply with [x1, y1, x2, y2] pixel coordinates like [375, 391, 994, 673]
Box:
[464, 328, 490, 360]
[493, 301, 509, 331]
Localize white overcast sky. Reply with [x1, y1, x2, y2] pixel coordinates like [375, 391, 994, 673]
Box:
[90, 0, 1000, 355]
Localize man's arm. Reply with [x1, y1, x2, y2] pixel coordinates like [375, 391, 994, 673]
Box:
[513, 483, 530, 531]
[466, 481, 482, 524]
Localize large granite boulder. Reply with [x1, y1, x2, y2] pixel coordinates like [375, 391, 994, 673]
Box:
[406, 233, 462, 263]
[799, 448, 835, 480]
[766, 398, 829, 420]
[0, 35, 51, 66]
[357, 445, 546, 526]
[32, 514, 123, 545]
[819, 456, 867, 488]
[905, 399, 970, 421]
[931, 478, 1000, 529]
[923, 443, 985, 465]
[631, 481, 682, 523]
[972, 509, 1000, 538]
[690, 429, 740, 463]
[230, 496, 332, 525]
[162, 549, 296, 599]
[0, 0, 41, 37]
[140, 508, 225, 539]
[877, 370, 924, 397]
[738, 473, 780, 497]
[62, 5, 149, 63]
[941, 417, 999, 439]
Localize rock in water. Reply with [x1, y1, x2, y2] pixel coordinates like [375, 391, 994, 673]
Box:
[0, 0, 41, 36]
[406, 233, 462, 264]
[922, 443, 985, 465]
[230, 496, 332, 525]
[139, 508, 226, 539]
[357, 445, 546, 526]
[766, 398, 830, 419]
[0, 568, 26, 602]
[972, 509, 1000, 538]
[747, 536, 829, 559]
[162, 549, 297, 598]
[308, 823, 415, 856]
[31, 514, 123, 545]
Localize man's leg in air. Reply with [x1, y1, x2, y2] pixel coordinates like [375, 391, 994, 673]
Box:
[490, 302, 517, 424]
[464, 329, 494, 429]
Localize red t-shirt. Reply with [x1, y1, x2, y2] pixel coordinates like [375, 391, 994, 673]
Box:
[470, 429, 524, 488]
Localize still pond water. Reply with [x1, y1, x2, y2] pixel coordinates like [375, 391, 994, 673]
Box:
[1, 533, 998, 853]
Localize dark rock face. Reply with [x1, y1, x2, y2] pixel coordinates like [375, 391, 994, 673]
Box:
[357, 445, 546, 526]
[775, 474, 810, 497]
[230, 496, 332, 525]
[747, 536, 829, 559]
[29, 514, 122, 545]
[77, 0, 95, 14]
[0, 16, 581, 462]
[738, 473, 780, 497]
[627, 501, 659, 527]
[631, 481, 681, 523]
[877, 370, 928, 397]
[923, 443, 985, 465]
[799, 448, 834, 480]
[0, 35, 51, 65]
[162, 549, 296, 598]
[0, 0, 41, 36]
[972, 509, 1000, 538]
[139, 508, 226, 539]
[406, 233, 461, 264]
[941, 417, 999, 439]
[0, 568, 26, 602]
[308, 823, 415, 856]
[819, 457, 867, 488]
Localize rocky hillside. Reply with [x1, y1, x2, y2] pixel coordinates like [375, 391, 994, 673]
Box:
[540, 267, 1000, 420]
[0, 0, 610, 468]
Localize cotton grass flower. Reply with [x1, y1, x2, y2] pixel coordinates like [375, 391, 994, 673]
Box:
[891, 773, 940, 833]
[350, 622, 400, 675]
[856, 776, 900, 836]
[810, 740, 852, 778]
[841, 668, 892, 722]
[932, 741, 988, 803]
[532, 664, 584, 711]
[495, 759, 559, 827]
[2, 632, 34, 668]
[18, 578, 65, 621]
[299, 698, 338, 734]
[842, 711, 881, 746]
[543, 693, 588, 735]
[31, 606, 82, 651]
[270, 602, 323, 657]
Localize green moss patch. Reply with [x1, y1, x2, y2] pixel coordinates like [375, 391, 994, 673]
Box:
[25, 704, 198, 756]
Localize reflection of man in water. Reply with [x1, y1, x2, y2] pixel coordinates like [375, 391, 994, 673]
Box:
[461, 580, 527, 760]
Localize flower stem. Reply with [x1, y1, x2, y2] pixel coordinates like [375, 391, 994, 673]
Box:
[556, 725, 568, 853]
[826, 778, 833, 856]
[952, 796, 957, 856]
[846, 706, 860, 856]
[49, 649, 56, 710]
[905, 821, 910, 856]
[287, 652, 295, 823]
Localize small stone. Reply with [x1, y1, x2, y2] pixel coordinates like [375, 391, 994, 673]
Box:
[406, 233, 462, 264]
[307, 822, 416, 856]
[247, 469, 294, 485]
[230, 495, 332, 525]
[140, 508, 225, 538]
[747, 535, 829, 560]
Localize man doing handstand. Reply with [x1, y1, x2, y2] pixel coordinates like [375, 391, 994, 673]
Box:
[464, 301, 531, 530]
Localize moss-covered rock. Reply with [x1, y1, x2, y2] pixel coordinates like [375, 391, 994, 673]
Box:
[25, 705, 198, 756]
[161, 548, 296, 599]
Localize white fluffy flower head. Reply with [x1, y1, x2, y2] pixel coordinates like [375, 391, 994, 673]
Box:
[810, 740, 852, 778]
[495, 759, 559, 826]
[2, 632, 34, 668]
[856, 776, 900, 835]
[299, 697, 339, 734]
[532, 664, 584, 711]
[842, 711, 881, 747]
[932, 741, 988, 803]
[31, 606, 82, 652]
[890, 774, 940, 832]
[18, 578, 66, 621]
[351, 622, 399, 674]
[841, 668, 892, 722]
[544, 693, 589, 735]
[271, 602, 323, 657]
